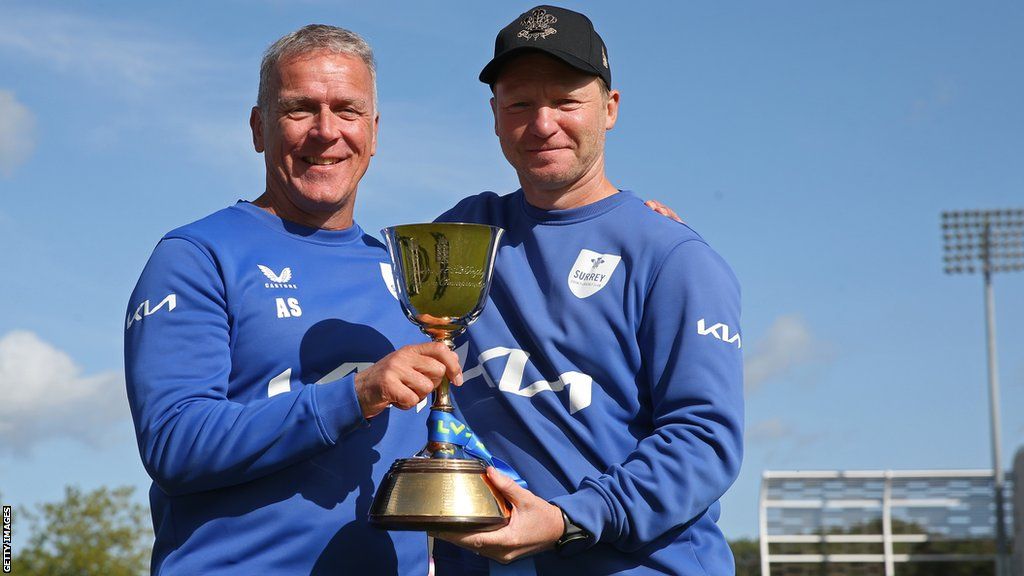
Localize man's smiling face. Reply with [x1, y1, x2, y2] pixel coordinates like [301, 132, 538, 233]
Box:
[251, 50, 378, 229]
[491, 53, 617, 199]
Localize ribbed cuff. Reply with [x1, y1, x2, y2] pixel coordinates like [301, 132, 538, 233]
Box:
[549, 480, 616, 551]
[312, 374, 369, 443]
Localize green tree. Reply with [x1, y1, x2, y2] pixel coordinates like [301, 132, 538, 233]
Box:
[730, 537, 760, 576]
[13, 485, 151, 576]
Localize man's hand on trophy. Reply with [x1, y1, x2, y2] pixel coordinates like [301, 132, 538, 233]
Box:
[354, 342, 463, 418]
[432, 467, 564, 564]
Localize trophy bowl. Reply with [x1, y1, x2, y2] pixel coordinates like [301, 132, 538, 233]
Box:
[369, 222, 509, 532]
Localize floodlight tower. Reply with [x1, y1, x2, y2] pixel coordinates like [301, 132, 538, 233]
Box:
[942, 208, 1024, 576]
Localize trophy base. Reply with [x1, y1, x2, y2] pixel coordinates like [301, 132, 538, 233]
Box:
[369, 458, 511, 532]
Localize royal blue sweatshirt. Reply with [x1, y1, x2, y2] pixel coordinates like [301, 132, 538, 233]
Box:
[124, 202, 429, 575]
[436, 190, 744, 575]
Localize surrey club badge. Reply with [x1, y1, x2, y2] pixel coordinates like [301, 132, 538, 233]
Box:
[567, 249, 621, 298]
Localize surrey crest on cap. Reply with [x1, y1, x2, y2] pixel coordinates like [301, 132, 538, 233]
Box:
[518, 8, 558, 40]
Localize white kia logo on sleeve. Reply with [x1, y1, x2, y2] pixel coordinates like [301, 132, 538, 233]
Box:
[567, 249, 621, 298]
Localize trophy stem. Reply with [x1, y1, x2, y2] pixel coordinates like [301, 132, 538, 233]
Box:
[431, 336, 456, 412]
[421, 335, 461, 459]
[432, 379, 453, 412]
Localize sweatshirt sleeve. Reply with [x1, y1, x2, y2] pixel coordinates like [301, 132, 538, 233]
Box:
[550, 239, 744, 551]
[124, 237, 367, 497]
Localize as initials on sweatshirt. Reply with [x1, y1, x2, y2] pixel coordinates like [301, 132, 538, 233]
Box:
[276, 297, 302, 318]
[456, 344, 593, 414]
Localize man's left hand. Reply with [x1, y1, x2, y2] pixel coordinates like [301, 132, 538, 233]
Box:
[432, 467, 564, 564]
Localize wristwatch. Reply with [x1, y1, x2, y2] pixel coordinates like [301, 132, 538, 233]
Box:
[554, 508, 593, 556]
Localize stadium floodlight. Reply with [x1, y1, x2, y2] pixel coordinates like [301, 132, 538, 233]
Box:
[941, 208, 1024, 576]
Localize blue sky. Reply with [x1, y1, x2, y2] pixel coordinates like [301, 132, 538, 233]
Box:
[1, 1, 1022, 540]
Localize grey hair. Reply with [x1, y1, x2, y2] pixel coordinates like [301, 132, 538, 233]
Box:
[257, 24, 377, 114]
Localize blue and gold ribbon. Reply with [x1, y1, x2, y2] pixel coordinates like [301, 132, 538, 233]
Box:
[427, 410, 527, 489]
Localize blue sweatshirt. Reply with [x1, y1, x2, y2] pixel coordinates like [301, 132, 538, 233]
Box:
[436, 190, 744, 575]
[124, 202, 429, 575]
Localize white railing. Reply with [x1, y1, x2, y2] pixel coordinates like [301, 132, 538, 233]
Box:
[759, 469, 1010, 576]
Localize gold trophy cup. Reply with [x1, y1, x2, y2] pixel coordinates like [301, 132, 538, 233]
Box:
[369, 223, 509, 531]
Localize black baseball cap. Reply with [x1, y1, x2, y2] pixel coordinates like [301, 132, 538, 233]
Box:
[479, 5, 611, 88]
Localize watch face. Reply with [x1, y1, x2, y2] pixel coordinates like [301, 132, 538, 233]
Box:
[556, 509, 592, 555]
[555, 531, 592, 556]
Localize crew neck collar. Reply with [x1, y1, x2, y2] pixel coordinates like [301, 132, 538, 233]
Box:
[518, 189, 633, 224]
[232, 201, 364, 245]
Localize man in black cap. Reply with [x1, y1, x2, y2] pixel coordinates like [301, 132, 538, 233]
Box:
[432, 5, 744, 575]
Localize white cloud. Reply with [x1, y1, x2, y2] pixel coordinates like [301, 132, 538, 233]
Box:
[0, 6, 217, 95]
[910, 78, 956, 122]
[0, 331, 127, 457]
[0, 90, 36, 177]
[747, 418, 824, 447]
[747, 418, 795, 443]
[746, 418, 826, 465]
[744, 314, 830, 392]
[0, 6, 243, 164]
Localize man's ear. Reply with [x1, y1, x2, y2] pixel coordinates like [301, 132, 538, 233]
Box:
[490, 96, 498, 136]
[250, 106, 265, 153]
[370, 112, 380, 157]
[605, 90, 620, 131]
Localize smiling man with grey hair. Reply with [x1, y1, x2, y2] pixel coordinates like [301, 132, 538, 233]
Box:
[125, 24, 460, 575]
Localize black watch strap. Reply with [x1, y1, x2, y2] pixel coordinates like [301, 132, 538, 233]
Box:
[555, 508, 592, 556]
